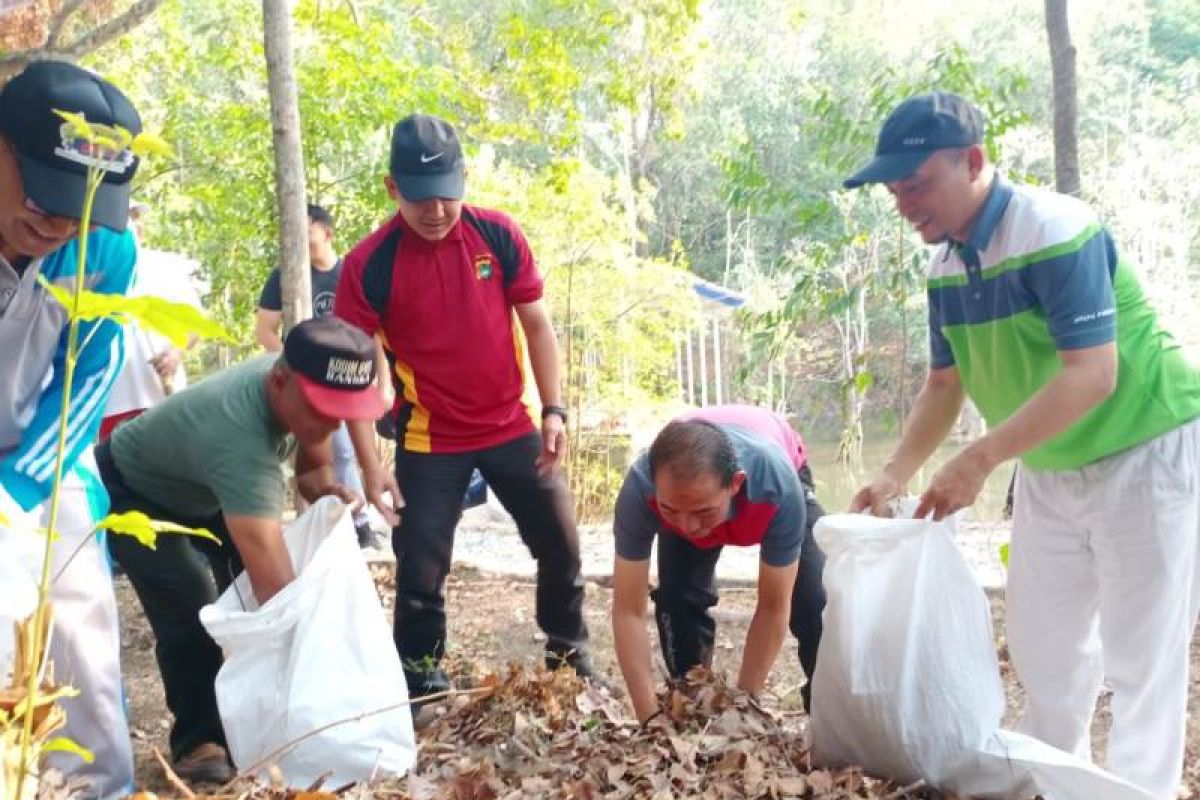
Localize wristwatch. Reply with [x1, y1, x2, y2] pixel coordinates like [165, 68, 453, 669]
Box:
[541, 404, 568, 423]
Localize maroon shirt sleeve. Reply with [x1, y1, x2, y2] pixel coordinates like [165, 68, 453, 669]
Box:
[502, 217, 544, 306]
[334, 242, 382, 337]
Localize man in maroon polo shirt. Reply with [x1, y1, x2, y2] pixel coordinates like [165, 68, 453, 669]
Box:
[335, 114, 593, 699]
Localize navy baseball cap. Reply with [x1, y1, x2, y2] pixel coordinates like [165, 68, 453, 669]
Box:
[284, 317, 388, 421]
[0, 60, 142, 232]
[843, 92, 983, 189]
[388, 114, 465, 202]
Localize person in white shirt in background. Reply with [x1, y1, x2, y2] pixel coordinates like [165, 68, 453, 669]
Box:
[255, 203, 381, 548]
[99, 200, 202, 439]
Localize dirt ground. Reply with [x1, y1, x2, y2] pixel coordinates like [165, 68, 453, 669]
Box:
[115, 563, 1200, 796]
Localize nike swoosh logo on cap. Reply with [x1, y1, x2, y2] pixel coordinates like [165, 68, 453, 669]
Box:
[419, 152, 444, 163]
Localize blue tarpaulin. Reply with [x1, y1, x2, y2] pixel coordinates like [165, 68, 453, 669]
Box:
[692, 278, 746, 308]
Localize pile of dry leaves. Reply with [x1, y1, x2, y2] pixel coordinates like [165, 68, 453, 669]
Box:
[401, 664, 934, 799]
[146, 665, 937, 800]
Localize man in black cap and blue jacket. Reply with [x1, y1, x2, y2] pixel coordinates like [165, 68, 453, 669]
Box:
[0, 60, 143, 798]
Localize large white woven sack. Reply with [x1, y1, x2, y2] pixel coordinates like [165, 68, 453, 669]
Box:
[810, 510, 1152, 800]
[200, 497, 415, 785]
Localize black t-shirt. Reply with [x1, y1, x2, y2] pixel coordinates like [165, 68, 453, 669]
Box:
[258, 259, 343, 318]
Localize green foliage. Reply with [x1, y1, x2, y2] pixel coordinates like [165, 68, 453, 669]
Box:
[77, 0, 1200, 490]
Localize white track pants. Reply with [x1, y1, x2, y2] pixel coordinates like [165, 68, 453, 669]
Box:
[1007, 418, 1200, 800]
[1, 454, 133, 799]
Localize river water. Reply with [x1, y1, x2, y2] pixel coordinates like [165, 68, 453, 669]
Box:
[803, 436, 1015, 523]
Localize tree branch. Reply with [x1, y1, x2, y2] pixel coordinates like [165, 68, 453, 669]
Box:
[45, 0, 87, 50]
[0, 0, 163, 80]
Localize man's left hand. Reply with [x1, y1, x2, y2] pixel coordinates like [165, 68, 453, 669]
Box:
[535, 413, 567, 474]
[914, 443, 996, 521]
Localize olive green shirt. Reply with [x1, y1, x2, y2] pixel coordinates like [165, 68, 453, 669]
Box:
[110, 355, 296, 518]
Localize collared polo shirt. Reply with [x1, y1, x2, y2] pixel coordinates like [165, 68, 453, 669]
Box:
[926, 177, 1200, 470]
[614, 409, 806, 567]
[335, 205, 542, 453]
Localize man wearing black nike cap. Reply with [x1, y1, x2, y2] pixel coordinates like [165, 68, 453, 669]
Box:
[335, 114, 597, 701]
[0, 60, 143, 799]
[99, 316, 389, 781]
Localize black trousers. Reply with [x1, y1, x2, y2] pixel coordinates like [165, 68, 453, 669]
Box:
[650, 465, 827, 709]
[97, 441, 239, 760]
[392, 431, 588, 690]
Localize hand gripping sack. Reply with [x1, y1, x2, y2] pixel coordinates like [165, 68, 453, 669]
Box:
[810, 511, 1152, 800]
[200, 497, 415, 785]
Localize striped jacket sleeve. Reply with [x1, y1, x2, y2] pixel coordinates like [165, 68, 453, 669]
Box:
[0, 229, 136, 510]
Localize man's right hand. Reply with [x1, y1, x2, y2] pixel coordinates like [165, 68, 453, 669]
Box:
[364, 465, 404, 527]
[849, 471, 905, 516]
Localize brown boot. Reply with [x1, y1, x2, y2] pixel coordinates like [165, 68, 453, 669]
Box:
[173, 742, 235, 784]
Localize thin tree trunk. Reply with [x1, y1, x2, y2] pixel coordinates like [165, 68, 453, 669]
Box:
[1045, 0, 1081, 196]
[675, 335, 684, 403]
[565, 254, 578, 502]
[712, 318, 723, 405]
[685, 331, 695, 406]
[262, 0, 311, 331]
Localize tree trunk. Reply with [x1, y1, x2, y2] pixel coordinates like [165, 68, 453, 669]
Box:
[1045, 0, 1081, 196]
[262, 0, 311, 331]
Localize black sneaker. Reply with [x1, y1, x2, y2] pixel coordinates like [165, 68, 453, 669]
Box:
[405, 665, 452, 705]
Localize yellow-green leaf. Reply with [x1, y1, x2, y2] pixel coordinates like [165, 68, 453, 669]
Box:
[52, 109, 93, 139]
[38, 279, 232, 346]
[12, 685, 80, 719]
[42, 737, 95, 764]
[124, 294, 232, 347]
[98, 510, 221, 550]
[999, 542, 1010, 569]
[130, 131, 172, 158]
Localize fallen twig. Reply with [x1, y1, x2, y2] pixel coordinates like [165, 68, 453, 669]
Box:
[152, 745, 196, 799]
[881, 778, 927, 800]
[222, 684, 495, 790]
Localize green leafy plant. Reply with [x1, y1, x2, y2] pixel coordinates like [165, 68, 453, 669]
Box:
[1, 111, 230, 800]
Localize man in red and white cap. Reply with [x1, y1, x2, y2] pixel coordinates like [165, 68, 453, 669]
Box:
[96, 316, 388, 782]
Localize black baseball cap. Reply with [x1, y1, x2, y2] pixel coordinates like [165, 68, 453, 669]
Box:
[0, 60, 142, 232]
[843, 92, 984, 189]
[283, 317, 388, 421]
[388, 114, 465, 202]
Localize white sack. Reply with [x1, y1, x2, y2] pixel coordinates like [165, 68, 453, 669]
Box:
[200, 497, 415, 786]
[810, 511, 1152, 800]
